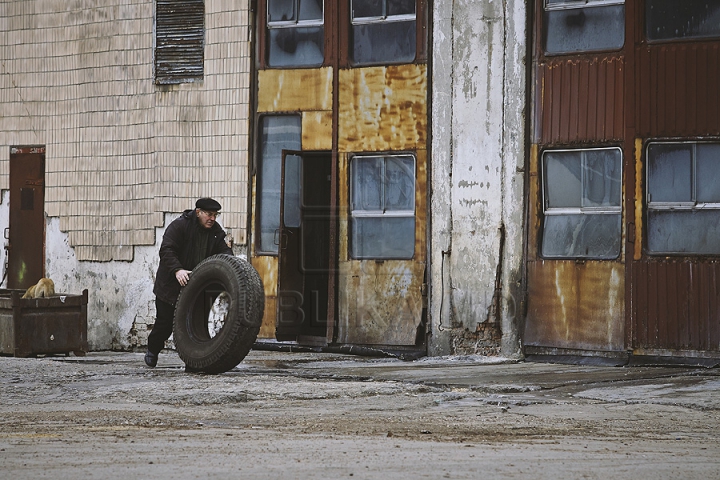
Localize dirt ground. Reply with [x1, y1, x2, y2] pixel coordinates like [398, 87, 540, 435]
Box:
[1, 350, 719, 479]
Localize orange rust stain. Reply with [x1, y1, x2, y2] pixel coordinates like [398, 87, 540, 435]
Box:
[338, 64, 427, 152]
[634, 138, 643, 261]
[525, 261, 625, 351]
[258, 297, 277, 339]
[528, 144, 540, 260]
[258, 67, 333, 113]
[251, 255, 278, 339]
[414, 149, 427, 262]
[302, 111, 333, 151]
[337, 153, 349, 259]
[335, 146, 427, 345]
[337, 261, 425, 345]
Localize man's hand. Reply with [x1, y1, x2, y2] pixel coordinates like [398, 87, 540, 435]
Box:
[175, 269, 192, 286]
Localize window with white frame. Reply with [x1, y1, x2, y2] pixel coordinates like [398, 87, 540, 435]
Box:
[350, 0, 416, 65]
[647, 142, 720, 254]
[646, 1, 720, 42]
[541, 148, 622, 259]
[350, 154, 415, 259]
[543, 0, 625, 55]
[267, 0, 324, 67]
[155, 0, 204, 84]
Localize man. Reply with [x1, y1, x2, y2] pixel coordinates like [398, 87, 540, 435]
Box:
[144, 198, 233, 367]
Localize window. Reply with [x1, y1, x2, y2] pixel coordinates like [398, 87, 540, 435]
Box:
[543, 0, 625, 55]
[646, 1, 720, 42]
[257, 116, 302, 253]
[647, 142, 720, 254]
[541, 148, 622, 259]
[155, 0, 205, 84]
[350, 154, 415, 259]
[267, 0, 324, 67]
[350, 0, 416, 65]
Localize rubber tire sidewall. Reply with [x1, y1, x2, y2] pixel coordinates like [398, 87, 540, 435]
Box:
[173, 254, 264, 374]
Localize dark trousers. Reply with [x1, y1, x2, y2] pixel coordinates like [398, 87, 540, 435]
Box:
[147, 298, 175, 355]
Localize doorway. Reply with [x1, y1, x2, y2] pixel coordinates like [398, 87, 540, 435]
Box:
[8, 146, 46, 290]
[277, 151, 333, 343]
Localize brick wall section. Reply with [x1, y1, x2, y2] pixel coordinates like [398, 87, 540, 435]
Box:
[0, 0, 251, 261]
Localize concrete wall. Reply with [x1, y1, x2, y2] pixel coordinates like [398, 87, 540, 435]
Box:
[429, 0, 527, 357]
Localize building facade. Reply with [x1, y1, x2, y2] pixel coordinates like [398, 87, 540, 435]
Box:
[526, 0, 720, 363]
[2, 0, 718, 362]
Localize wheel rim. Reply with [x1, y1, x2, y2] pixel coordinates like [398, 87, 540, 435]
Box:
[207, 291, 231, 338]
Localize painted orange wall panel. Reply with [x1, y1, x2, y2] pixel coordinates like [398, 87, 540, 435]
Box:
[257, 67, 333, 113]
[525, 261, 625, 351]
[251, 255, 278, 339]
[339, 64, 427, 153]
[302, 111, 333, 151]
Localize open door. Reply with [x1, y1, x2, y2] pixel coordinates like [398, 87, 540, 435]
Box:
[276, 150, 333, 344]
[8, 146, 46, 289]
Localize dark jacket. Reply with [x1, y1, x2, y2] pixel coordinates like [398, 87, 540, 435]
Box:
[153, 209, 233, 305]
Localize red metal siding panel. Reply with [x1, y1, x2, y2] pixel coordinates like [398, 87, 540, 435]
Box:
[632, 261, 720, 351]
[708, 45, 720, 133]
[586, 62, 598, 138]
[539, 57, 624, 144]
[613, 59, 624, 139]
[550, 65, 561, 142]
[636, 43, 720, 137]
[596, 60, 608, 139]
[568, 64, 579, 140]
[696, 48, 708, 132]
[686, 48, 697, 133]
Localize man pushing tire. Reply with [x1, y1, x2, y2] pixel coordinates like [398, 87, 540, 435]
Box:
[145, 198, 264, 373]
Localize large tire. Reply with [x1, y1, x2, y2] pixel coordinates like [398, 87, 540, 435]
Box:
[173, 254, 264, 374]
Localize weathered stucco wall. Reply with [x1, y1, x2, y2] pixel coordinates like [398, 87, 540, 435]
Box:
[43, 212, 242, 350]
[430, 0, 526, 357]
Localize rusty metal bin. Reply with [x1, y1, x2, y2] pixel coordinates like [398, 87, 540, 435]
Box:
[0, 289, 88, 357]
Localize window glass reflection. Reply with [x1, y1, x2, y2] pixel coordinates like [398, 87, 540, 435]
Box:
[541, 148, 622, 259]
[350, 155, 415, 259]
[647, 0, 720, 41]
[544, 5, 625, 55]
[258, 116, 302, 253]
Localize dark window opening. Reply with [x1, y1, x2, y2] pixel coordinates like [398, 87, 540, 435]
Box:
[155, 0, 205, 84]
[350, 0, 416, 65]
[646, 0, 720, 41]
[267, 0, 325, 67]
[543, 0, 625, 55]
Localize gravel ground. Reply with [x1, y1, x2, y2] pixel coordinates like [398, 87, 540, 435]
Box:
[1, 350, 719, 479]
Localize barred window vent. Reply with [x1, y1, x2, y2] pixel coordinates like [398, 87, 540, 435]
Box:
[155, 0, 205, 84]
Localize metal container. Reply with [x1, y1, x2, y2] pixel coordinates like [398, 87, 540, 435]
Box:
[0, 289, 88, 357]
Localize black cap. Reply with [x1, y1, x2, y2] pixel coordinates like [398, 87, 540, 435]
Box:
[195, 197, 222, 211]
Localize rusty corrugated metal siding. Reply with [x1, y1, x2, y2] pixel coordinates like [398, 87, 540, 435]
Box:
[630, 261, 720, 352]
[627, 38, 720, 356]
[526, 261, 625, 351]
[529, 0, 720, 359]
[635, 43, 720, 137]
[539, 57, 624, 145]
